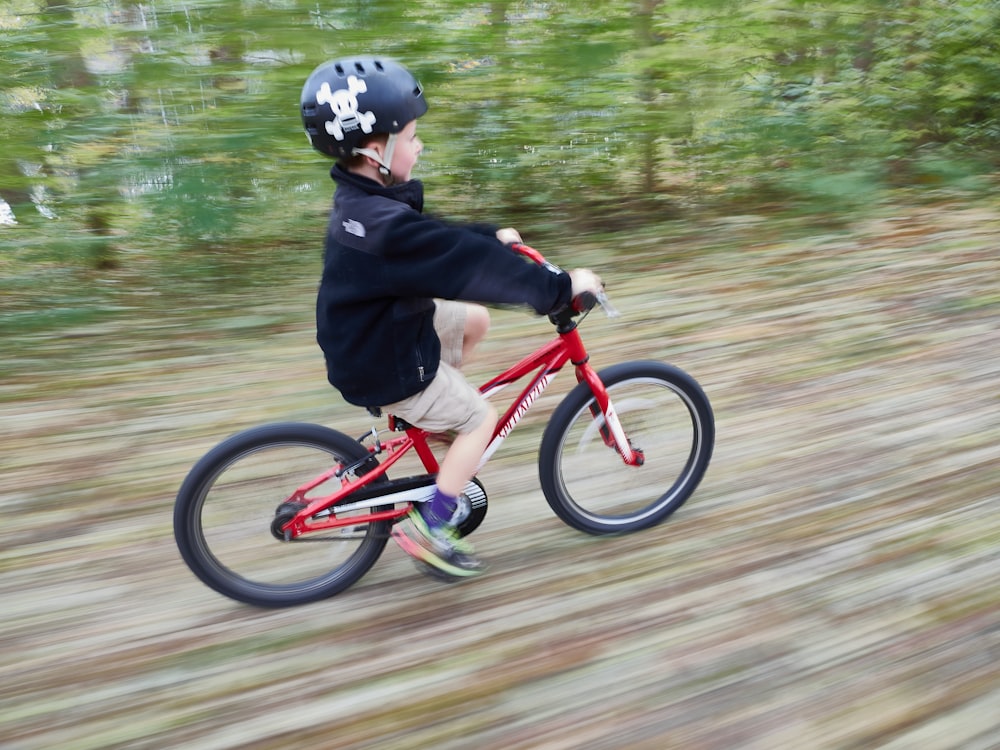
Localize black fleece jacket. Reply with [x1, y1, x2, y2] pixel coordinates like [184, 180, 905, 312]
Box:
[316, 166, 573, 407]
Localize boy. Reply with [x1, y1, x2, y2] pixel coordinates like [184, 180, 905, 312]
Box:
[300, 57, 602, 578]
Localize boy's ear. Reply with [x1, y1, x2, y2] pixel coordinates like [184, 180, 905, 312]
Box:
[360, 140, 383, 159]
[355, 135, 389, 167]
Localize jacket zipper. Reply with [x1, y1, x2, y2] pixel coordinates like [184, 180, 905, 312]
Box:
[416, 349, 426, 382]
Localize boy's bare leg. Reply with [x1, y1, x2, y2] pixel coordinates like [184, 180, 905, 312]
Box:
[435, 403, 497, 496]
[398, 308, 495, 575]
[462, 304, 490, 364]
[434, 302, 492, 493]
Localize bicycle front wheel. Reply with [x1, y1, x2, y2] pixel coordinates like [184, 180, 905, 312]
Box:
[174, 422, 390, 608]
[539, 361, 714, 535]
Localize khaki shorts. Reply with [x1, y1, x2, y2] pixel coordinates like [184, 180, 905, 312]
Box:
[380, 301, 490, 434]
[433, 299, 466, 369]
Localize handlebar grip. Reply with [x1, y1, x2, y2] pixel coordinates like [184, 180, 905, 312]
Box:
[573, 291, 598, 313]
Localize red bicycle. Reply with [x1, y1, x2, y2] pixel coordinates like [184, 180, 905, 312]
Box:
[174, 244, 715, 607]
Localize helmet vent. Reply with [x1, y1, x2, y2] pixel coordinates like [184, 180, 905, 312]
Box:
[374, 60, 384, 72]
[333, 63, 345, 76]
[354, 61, 366, 75]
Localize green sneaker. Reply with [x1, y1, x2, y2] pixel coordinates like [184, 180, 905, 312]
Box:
[401, 505, 486, 578]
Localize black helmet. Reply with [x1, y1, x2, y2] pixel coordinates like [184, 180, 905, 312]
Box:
[300, 57, 428, 159]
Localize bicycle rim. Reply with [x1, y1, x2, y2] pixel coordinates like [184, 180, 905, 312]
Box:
[176, 425, 389, 606]
[541, 363, 713, 534]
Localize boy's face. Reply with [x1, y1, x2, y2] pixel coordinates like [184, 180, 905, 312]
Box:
[390, 120, 422, 182]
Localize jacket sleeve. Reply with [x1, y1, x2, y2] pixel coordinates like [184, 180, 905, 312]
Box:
[379, 211, 573, 315]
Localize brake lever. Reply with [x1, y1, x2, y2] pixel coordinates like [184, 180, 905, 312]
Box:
[596, 289, 621, 318]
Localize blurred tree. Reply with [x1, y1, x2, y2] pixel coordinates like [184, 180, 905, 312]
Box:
[1, 0, 998, 278]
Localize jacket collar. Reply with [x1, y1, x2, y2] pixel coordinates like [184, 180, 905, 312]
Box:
[330, 164, 424, 213]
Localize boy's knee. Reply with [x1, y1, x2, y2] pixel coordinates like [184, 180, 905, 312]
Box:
[465, 304, 490, 344]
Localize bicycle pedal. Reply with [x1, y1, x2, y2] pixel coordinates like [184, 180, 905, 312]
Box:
[390, 527, 430, 557]
[390, 528, 467, 583]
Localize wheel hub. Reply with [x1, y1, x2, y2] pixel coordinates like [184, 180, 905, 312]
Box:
[271, 501, 307, 541]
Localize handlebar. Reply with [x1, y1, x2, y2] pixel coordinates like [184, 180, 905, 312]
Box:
[510, 242, 548, 267]
[510, 243, 619, 319]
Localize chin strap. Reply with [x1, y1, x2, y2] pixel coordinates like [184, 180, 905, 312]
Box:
[351, 132, 398, 184]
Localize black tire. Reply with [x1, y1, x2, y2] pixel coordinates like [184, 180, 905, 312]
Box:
[174, 422, 390, 607]
[539, 361, 714, 534]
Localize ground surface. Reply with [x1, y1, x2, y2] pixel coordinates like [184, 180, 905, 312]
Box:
[2, 203, 999, 749]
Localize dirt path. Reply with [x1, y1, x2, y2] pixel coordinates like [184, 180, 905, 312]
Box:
[2, 204, 999, 749]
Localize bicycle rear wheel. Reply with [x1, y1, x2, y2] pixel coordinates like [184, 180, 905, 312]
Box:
[174, 422, 390, 607]
[539, 361, 714, 535]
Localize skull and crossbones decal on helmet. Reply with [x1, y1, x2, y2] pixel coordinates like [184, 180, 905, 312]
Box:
[317, 76, 377, 142]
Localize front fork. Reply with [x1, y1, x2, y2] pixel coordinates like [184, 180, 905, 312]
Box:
[555, 313, 643, 467]
[575, 362, 645, 467]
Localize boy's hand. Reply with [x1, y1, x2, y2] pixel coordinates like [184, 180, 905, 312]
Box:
[496, 227, 523, 245]
[570, 269, 604, 297]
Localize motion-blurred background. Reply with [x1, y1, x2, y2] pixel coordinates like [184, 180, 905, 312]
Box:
[3, 2, 998, 748]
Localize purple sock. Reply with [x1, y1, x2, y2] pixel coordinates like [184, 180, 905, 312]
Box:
[421, 487, 458, 527]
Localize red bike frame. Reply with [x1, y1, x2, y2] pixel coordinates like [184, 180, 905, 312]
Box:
[280, 245, 640, 541]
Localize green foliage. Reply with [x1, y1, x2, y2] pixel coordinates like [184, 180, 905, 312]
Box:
[0, 0, 998, 279]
